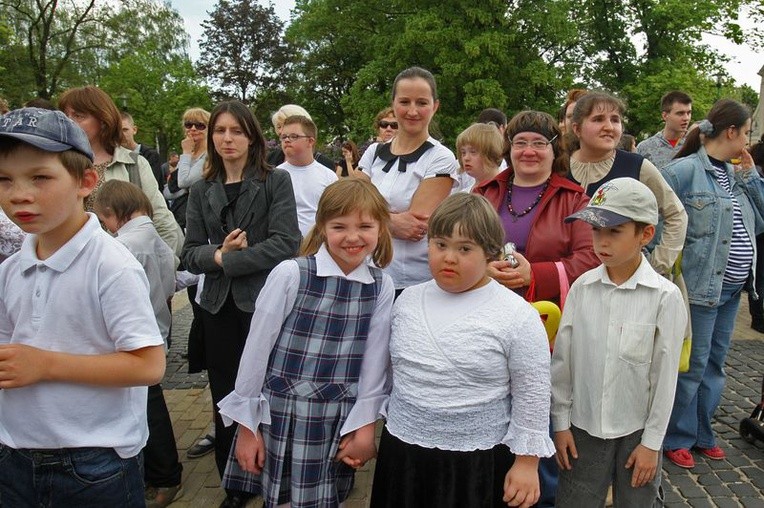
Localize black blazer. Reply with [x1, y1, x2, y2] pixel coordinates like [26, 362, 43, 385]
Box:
[181, 168, 301, 314]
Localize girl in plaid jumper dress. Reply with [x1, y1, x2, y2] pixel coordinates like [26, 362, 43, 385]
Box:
[218, 179, 394, 507]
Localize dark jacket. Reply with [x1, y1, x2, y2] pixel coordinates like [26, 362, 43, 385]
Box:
[474, 169, 599, 301]
[181, 167, 301, 314]
[139, 144, 164, 191]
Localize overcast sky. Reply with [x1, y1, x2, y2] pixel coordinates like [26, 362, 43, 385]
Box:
[169, 0, 762, 91]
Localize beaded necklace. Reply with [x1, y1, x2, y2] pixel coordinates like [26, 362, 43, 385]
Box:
[506, 174, 550, 222]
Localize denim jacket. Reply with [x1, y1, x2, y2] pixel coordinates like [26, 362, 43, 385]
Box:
[661, 146, 764, 307]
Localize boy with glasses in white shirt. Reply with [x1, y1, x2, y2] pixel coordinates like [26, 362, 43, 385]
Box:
[277, 115, 338, 236]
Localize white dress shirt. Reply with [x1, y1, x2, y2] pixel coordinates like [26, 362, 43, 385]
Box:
[551, 255, 687, 450]
[218, 244, 394, 436]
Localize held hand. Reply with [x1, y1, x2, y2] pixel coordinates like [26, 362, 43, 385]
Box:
[390, 211, 429, 242]
[554, 430, 578, 470]
[0, 344, 50, 388]
[181, 134, 196, 155]
[235, 426, 266, 474]
[503, 456, 540, 508]
[625, 444, 658, 488]
[221, 229, 248, 253]
[335, 423, 377, 468]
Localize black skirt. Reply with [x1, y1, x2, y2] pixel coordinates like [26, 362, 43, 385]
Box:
[370, 426, 516, 508]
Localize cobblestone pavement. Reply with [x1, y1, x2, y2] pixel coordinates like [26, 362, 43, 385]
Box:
[162, 293, 764, 507]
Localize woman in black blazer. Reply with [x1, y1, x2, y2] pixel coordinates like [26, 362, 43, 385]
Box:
[181, 100, 300, 507]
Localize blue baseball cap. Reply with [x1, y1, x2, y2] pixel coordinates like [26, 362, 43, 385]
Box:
[0, 107, 94, 161]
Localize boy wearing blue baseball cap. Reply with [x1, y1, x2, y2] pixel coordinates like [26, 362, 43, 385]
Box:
[551, 178, 687, 506]
[0, 108, 166, 506]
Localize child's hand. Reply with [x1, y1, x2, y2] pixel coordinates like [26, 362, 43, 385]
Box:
[625, 444, 658, 488]
[554, 430, 578, 470]
[0, 344, 49, 388]
[335, 422, 377, 468]
[502, 455, 540, 508]
[234, 426, 265, 474]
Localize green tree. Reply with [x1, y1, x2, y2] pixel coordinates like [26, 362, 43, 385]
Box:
[100, 49, 213, 159]
[197, 0, 290, 103]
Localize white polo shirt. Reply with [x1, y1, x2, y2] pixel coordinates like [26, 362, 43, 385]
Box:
[277, 160, 338, 236]
[0, 214, 164, 458]
[359, 138, 458, 289]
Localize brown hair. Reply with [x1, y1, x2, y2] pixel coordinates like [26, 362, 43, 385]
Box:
[570, 91, 626, 129]
[392, 67, 438, 101]
[341, 140, 360, 163]
[0, 138, 92, 180]
[93, 179, 154, 224]
[58, 86, 123, 154]
[504, 110, 569, 175]
[374, 107, 395, 129]
[300, 179, 393, 268]
[205, 100, 270, 182]
[282, 115, 317, 139]
[456, 123, 504, 171]
[428, 193, 505, 261]
[675, 99, 751, 159]
[661, 91, 692, 113]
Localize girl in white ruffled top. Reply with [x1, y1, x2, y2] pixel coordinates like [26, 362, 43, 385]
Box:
[370, 192, 555, 508]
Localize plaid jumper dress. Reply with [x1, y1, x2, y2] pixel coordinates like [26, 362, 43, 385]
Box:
[223, 256, 383, 507]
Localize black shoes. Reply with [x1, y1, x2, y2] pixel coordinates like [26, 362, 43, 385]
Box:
[218, 493, 251, 508]
[186, 433, 215, 459]
[751, 318, 764, 333]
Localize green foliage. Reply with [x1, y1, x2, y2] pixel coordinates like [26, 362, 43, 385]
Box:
[196, 0, 290, 103]
[100, 52, 212, 158]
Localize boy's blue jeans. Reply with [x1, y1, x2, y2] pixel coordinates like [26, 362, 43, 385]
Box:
[664, 283, 743, 450]
[0, 443, 144, 507]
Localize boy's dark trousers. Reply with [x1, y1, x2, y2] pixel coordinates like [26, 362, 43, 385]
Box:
[144, 383, 183, 487]
[0, 443, 144, 506]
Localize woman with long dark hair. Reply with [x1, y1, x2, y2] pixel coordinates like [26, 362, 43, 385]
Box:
[181, 100, 301, 507]
[661, 99, 763, 469]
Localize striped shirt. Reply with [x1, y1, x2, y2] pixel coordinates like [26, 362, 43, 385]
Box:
[710, 157, 753, 284]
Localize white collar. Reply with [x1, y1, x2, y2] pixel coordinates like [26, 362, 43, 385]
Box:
[315, 243, 375, 284]
[584, 254, 661, 290]
[19, 213, 102, 273]
[116, 215, 153, 237]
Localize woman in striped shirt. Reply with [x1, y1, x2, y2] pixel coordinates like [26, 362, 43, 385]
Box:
[660, 99, 762, 469]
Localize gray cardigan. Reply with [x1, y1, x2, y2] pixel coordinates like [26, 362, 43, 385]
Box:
[181, 168, 301, 314]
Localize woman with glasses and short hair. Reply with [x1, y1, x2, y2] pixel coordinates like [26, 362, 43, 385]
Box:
[475, 110, 597, 306]
[375, 107, 398, 143]
[474, 110, 598, 507]
[181, 100, 301, 508]
[177, 107, 211, 189]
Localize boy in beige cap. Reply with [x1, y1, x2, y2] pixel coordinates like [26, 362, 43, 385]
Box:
[551, 177, 687, 507]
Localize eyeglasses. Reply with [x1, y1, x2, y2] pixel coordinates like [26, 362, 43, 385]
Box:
[279, 134, 311, 142]
[510, 135, 558, 151]
[379, 121, 398, 129]
[184, 121, 207, 130]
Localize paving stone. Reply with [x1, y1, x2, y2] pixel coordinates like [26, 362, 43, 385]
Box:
[740, 498, 764, 508]
[714, 499, 742, 508]
[704, 484, 734, 497]
[687, 498, 715, 508]
[697, 473, 723, 486]
[728, 482, 760, 498]
[716, 470, 744, 482]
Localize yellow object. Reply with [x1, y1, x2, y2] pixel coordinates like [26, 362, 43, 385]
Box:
[678, 337, 692, 373]
[531, 301, 562, 348]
